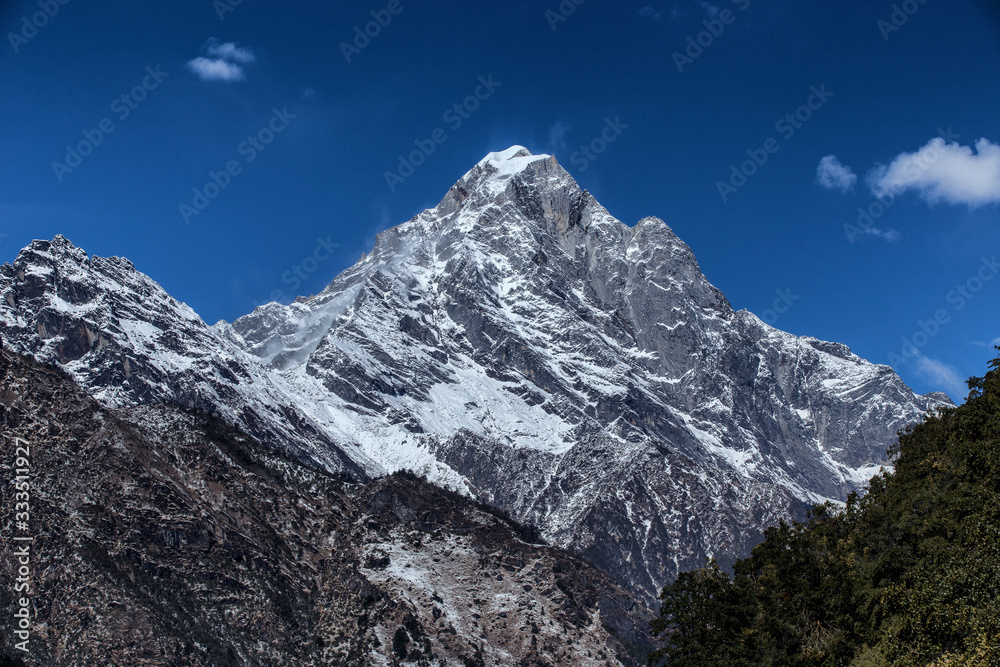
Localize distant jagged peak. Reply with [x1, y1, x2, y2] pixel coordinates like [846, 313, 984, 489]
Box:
[923, 391, 956, 406]
[5, 234, 201, 328]
[15, 233, 90, 267]
[11, 235, 146, 277]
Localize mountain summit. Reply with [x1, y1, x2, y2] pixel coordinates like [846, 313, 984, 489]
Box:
[0, 147, 947, 603]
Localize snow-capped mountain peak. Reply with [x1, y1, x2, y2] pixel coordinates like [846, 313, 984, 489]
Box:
[477, 144, 551, 172]
[0, 147, 949, 604]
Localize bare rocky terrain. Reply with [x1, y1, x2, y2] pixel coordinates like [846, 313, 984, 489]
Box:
[0, 351, 650, 665]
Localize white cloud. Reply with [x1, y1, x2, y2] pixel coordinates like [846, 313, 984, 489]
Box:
[868, 137, 1000, 208]
[968, 336, 1000, 349]
[207, 41, 255, 64]
[816, 155, 858, 193]
[187, 40, 255, 83]
[913, 353, 967, 401]
[187, 57, 247, 82]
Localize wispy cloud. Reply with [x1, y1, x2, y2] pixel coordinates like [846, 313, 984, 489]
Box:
[816, 155, 858, 193]
[699, 1, 720, 17]
[545, 120, 572, 154]
[187, 40, 256, 83]
[868, 137, 1000, 208]
[912, 352, 968, 401]
[637, 6, 664, 20]
[968, 336, 1000, 349]
[860, 226, 902, 243]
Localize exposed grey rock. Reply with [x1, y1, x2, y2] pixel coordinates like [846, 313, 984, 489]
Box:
[0, 352, 651, 666]
[0, 235, 373, 480]
[0, 146, 949, 607]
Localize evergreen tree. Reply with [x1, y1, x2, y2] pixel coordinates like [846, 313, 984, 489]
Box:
[650, 351, 1000, 666]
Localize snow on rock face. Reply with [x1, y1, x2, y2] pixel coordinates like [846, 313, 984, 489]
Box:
[0, 235, 375, 480]
[0, 148, 949, 606]
[0, 352, 651, 666]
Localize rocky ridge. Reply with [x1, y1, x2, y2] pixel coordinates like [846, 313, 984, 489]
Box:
[0, 351, 650, 666]
[0, 147, 948, 605]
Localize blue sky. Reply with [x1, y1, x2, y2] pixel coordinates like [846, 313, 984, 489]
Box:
[1, 0, 998, 401]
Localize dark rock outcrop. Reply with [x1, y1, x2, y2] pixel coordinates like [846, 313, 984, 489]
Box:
[0, 351, 651, 665]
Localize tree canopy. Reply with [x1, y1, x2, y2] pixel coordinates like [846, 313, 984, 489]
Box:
[650, 351, 1000, 666]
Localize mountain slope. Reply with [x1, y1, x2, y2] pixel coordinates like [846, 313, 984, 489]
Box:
[0, 236, 375, 480]
[650, 353, 999, 666]
[0, 351, 651, 666]
[0, 147, 947, 604]
[221, 147, 947, 601]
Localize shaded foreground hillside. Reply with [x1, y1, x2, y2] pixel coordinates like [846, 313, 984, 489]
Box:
[651, 352, 1000, 666]
[0, 351, 651, 666]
